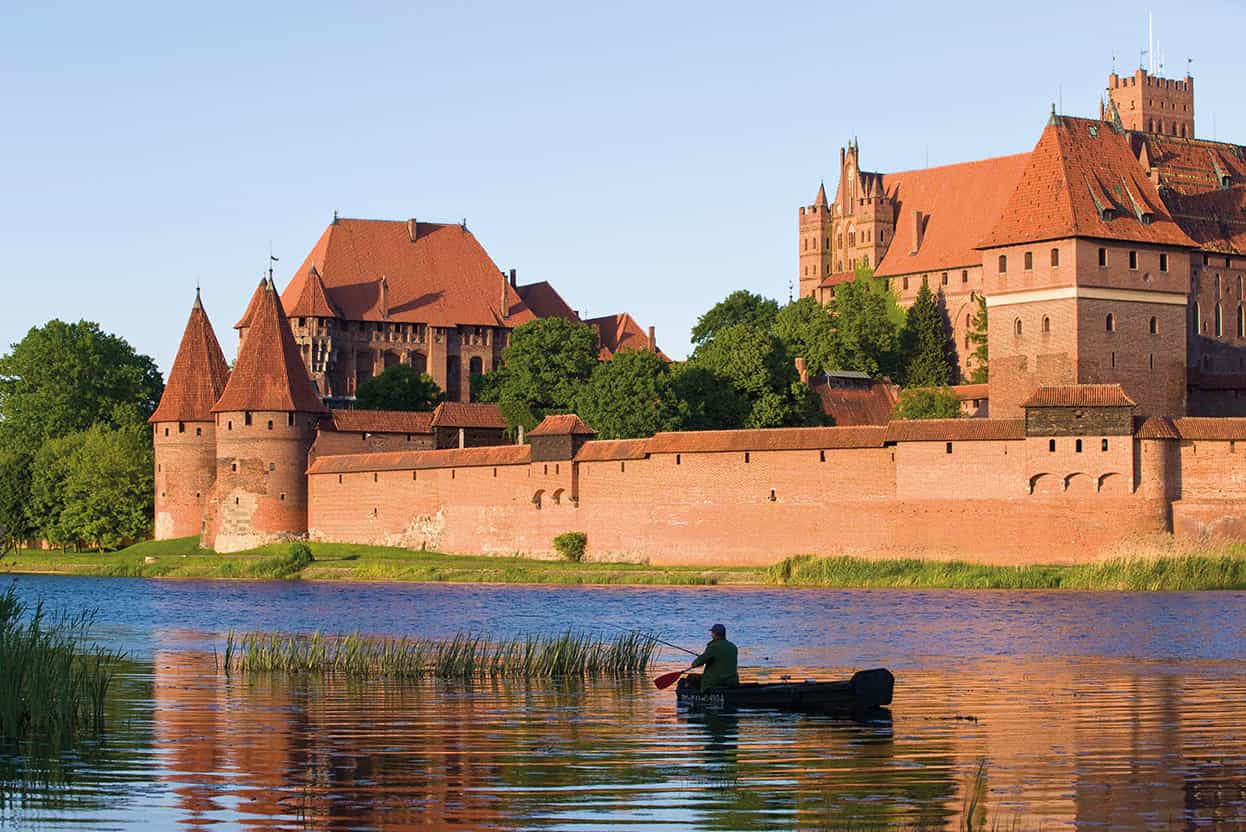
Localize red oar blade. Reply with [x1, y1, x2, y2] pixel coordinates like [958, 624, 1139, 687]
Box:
[653, 670, 684, 690]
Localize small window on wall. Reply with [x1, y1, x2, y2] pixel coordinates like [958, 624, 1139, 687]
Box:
[1075, 439, 1083, 453]
[244, 412, 252, 426]
[1150, 317, 1158, 335]
[1216, 304, 1224, 337]
[1195, 303, 1202, 334]
[942, 272, 948, 285]
[945, 442, 953, 454]
[1129, 251, 1139, 270]
[1106, 314, 1115, 332]
[1024, 252, 1033, 271]
[1102, 439, 1109, 452]
[1098, 248, 1108, 267]
[1049, 439, 1056, 453]
[178, 421, 185, 434]
[1051, 248, 1060, 267]
[195, 427, 202, 436]
[288, 413, 295, 427]
[267, 420, 273, 430]
[1239, 306, 1245, 338]
[962, 270, 969, 283]
[1159, 253, 1169, 272]
[1014, 318, 1023, 336]
[999, 255, 1008, 273]
[1042, 316, 1051, 333]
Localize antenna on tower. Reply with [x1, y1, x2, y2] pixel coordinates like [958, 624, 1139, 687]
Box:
[268, 240, 279, 285]
[1148, 11, 1154, 74]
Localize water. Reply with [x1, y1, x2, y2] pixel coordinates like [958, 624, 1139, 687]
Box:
[3, 575, 1246, 830]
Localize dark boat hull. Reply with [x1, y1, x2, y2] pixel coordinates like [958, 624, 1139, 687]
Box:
[676, 668, 894, 714]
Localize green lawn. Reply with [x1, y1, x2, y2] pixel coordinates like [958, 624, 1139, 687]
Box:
[2, 537, 758, 586]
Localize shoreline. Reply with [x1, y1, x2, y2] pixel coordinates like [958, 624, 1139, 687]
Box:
[6, 537, 1246, 591]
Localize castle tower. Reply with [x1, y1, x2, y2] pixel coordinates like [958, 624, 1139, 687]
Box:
[149, 290, 231, 540]
[1107, 69, 1194, 138]
[205, 278, 328, 553]
[798, 182, 834, 298]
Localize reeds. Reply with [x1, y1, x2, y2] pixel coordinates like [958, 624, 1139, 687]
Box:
[0, 585, 123, 744]
[223, 628, 660, 680]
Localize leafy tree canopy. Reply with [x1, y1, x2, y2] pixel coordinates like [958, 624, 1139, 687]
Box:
[670, 364, 750, 431]
[0, 320, 163, 456]
[827, 276, 902, 378]
[0, 450, 34, 542]
[688, 324, 822, 428]
[967, 294, 989, 383]
[892, 387, 963, 420]
[690, 290, 780, 347]
[355, 364, 444, 411]
[474, 318, 599, 432]
[773, 296, 837, 376]
[900, 283, 956, 387]
[573, 349, 682, 439]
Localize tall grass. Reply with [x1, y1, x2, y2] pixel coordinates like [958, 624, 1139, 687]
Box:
[769, 553, 1246, 591]
[223, 629, 660, 680]
[0, 585, 123, 744]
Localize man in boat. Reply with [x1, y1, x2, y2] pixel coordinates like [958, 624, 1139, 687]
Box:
[690, 623, 738, 691]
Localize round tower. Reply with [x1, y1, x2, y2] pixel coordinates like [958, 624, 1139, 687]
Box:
[149, 290, 231, 540]
[206, 278, 328, 553]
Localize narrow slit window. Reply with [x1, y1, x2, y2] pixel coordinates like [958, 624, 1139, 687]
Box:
[1098, 248, 1107, 267]
[945, 442, 953, 454]
[1101, 439, 1109, 452]
[1075, 439, 1083, 453]
[1049, 439, 1056, 453]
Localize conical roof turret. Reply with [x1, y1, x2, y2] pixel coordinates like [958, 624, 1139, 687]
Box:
[149, 290, 231, 423]
[815, 181, 828, 207]
[211, 278, 327, 414]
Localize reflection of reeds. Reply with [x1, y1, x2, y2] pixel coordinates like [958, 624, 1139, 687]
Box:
[0, 585, 124, 744]
[222, 629, 660, 680]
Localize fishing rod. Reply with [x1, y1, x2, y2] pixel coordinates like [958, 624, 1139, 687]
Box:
[601, 622, 699, 657]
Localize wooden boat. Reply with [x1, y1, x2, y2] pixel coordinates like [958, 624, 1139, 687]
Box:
[676, 668, 893, 714]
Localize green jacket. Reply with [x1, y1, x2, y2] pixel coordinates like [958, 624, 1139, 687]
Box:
[691, 638, 738, 691]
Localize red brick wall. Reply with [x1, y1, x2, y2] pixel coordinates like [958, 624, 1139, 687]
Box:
[153, 421, 216, 539]
[313, 430, 435, 457]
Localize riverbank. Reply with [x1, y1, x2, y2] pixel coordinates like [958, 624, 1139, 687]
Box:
[8, 538, 1246, 590]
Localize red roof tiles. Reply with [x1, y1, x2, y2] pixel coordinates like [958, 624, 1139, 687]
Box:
[950, 383, 990, 401]
[874, 153, 1031, 276]
[325, 409, 434, 434]
[1135, 416, 1181, 439]
[430, 402, 506, 429]
[1170, 418, 1246, 440]
[279, 219, 537, 328]
[516, 281, 580, 321]
[287, 267, 344, 319]
[1133, 133, 1246, 254]
[884, 419, 1024, 442]
[583, 312, 668, 361]
[573, 439, 651, 462]
[149, 292, 231, 423]
[212, 279, 328, 414]
[309, 444, 530, 475]
[1021, 384, 1137, 408]
[646, 426, 887, 453]
[528, 414, 597, 437]
[981, 117, 1196, 249]
[811, 377, 897, 426]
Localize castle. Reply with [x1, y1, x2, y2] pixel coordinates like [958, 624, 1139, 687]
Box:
[151, 67, 1246, 564]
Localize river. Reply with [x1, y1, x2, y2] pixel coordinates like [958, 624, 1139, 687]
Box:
[3, 575, 1246, 830]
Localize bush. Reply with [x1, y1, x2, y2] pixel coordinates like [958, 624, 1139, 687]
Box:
[554, 532, 587, 563]
[288, 542, 314, 570]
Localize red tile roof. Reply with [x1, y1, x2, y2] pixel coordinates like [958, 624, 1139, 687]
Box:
[583, 312, 668, 361]
[1021, 384, 1136, 408]
[1170, 418, 1246, 441]
[1135, 416, 1181, 439]
[646, 426, 887, 453]
[1133, 133, 1246, 254]
[818, 271, 859, 289]
[874, 153, 1031, 276]
[981, 117, 1196, 249]
[811, 377, 897, 426]
[149, 292, 231, 423]
[430, 402, 506, 429]
[279, 219, 538, 328]
[516, 281, 580, 321]
[325, 409, 434, 434]
[950, 383, 990, 401]
[528, 414, 597, 437]
[286, 267, 344, 319]
[573, 439, 651, 462]
[884, 419, 1024, 442]
[308, 444, 530, 475]
[212, 279, 327, 414]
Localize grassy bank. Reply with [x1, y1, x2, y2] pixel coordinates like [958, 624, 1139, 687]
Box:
[769, 548, 1246, 591]
[2, 537, 756, 586]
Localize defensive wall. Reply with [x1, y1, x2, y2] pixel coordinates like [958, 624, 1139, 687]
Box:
[304, 394, 1246, 566]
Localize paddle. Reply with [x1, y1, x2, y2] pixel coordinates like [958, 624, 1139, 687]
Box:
[653, 669, 688, 690]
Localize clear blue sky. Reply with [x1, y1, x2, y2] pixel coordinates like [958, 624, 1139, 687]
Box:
[2, 1, 1243, 372]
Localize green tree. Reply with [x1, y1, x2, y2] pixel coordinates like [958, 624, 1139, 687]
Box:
[670, 364, 750, 431]
[900, 284, 956, 387]
[0, 320, 163, 456]
[473, 318, 599, 433]
[58, 424, 154, 549]
[0, 451, 34, 542]
[690, 290, 780, 347]
[827, 276, 902, 377]
[28, 432, 89, 547]
[967, 294, 989, 383]
[773, 296, 836, 375]
[355, 364, 444, 411]
[687, 324, 821, 428]
[892, 387, 963, 420]
[573, 350, 682, 439]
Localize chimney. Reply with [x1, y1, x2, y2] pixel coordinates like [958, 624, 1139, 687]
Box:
[380, 276, 389, 320]
[910, 210, 925, 255]
[407, 219, 418, 242]
[648, 325, 656, 353]
[795, 356, 809, 384]
[458, 427, 466, 449]
[509, 268, 517, 288]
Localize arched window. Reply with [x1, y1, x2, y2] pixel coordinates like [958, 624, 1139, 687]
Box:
[1216, 304, 1224, 337]
[1106, 313, 1115, 332]
[1042, 316, 1051, 333]
[1014, 318, 1023, 336]
[1149, 316, 1158, 335]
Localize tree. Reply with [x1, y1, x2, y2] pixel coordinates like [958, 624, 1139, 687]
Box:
[690, 290, 780, 347]
[892, 387, 963, 420]
[900, 284, 956, 387]
[967, 294, 989, 383]
[573, 350, 682, 439]
[355, 364, 444, 411]
[58, 424, 154, 549]
[827, 276, 902, 377]
[0, 450, 34, 543]
[773, 296, 836, 375]
[687, 324, 822, 429]
[473, 318, 599, 433]
[28, 432, 89, 547]
[0, 320, 163, 456]
[670, 364, 750, 431]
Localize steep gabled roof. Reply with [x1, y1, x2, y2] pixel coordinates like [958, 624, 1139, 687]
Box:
[149, 291, 231, 423]
[874, 153, 1030, 276]
[583, 312, 669, 360]
[324, 409, 434, 434]
[1021, 384, 1136, 408]
[980, 116, 1196, 249]
[287, 267, 344, 319]
[430, 402, 506, 429]
[1132, 132, 1246, 254]
[528, 414, 597, 437]
[212, 279, 327, 414]
[516, 281, 580, 321]
[279, 219, 537, 328]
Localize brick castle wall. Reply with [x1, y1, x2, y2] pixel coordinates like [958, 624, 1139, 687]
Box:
[153, 420, 217, 539]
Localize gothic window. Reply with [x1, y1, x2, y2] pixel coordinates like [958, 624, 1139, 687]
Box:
[1042, 316, 1051, 333]
[1014, 318, 1023, 337]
